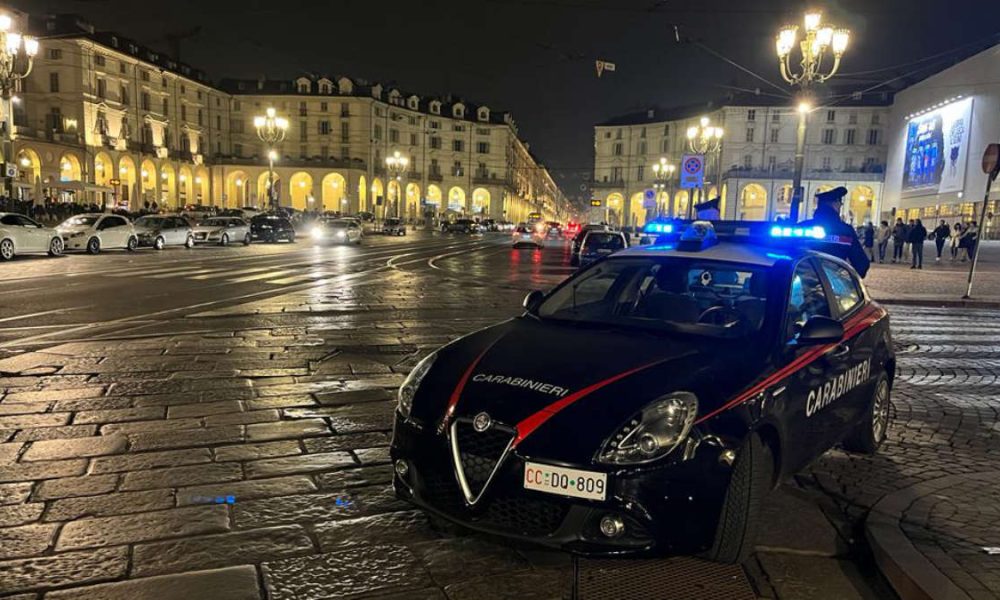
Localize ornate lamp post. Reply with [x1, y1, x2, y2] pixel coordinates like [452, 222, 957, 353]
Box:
[686, 117, 724, 218]
[384, 150, 409, 219]
[776, 11, 849, 221]
[253, 107, 288, 210]
[650, 157, 675, 217]
[0, 14, 38, 198]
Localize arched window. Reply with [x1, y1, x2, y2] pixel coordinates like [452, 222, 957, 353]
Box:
[453, 103, 465, 119]
[477, 106, 490, 122]
[296, 78, 311, 94]
[430, 101, 441, 115]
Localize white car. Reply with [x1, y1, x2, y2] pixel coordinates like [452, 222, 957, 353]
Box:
[133, 215, 194, 249]
[512, 223, 545, 249]
[311, 218, 362, 244]
[57, 213, 138, 254]
[0, 212, 64, 260]
[191, 217, 251, 246]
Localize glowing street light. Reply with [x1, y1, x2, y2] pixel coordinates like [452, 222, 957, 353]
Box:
[651, 157, 675, 217]
[385, 150, 409, 218]
[0, 13, 39, 196]
[685, 117, 724, 218]
[255, 107, 288, 209]
[776, 10, 850, 221]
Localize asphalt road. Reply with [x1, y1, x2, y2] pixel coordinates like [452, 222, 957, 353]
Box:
[0, 230, 572, 350]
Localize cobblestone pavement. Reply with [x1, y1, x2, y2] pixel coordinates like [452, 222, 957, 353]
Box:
[802, 304, 1000, 599]
[0, 235, 980, 599]
[865, 241, 1000, 303]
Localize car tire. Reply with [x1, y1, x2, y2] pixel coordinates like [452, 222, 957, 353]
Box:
[220, 234, 229, 247]
[288, 232, 295, 243]
[704, 433, 773, 564]
[154, 236, 165, 250]
[0, 238, 14, 261]
[48, 237, 64, 257]
[243, 233, 251, 246]
[842, 375, 890, 455]
[86, 237, 101, 255]
[185, 235, 194, 248]
[126, 236, 138, 252]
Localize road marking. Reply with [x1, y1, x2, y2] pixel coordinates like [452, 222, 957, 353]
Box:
[0, 306, 92, 324]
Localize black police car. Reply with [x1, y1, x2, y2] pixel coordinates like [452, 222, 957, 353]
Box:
[391, 221, 894, 563]
[250, 214, 296, 243]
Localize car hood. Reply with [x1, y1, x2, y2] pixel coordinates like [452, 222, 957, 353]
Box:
[413, 317, 760, 462]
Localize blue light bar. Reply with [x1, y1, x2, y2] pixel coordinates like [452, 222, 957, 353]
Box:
[644, 222, 674, 234]
[769, 225, 825, 240]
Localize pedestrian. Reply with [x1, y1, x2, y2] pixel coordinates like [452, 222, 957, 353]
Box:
[892, 218, 906, 263]
[950, 222, 963, 261]
[909, 218, 927, 269]
[876, 220, 891, 263]
[797, 186, 870, 277]
[904, 219, 915, 260]
[961, 220, 979, 262]
[932, 220, 950, 262]
[863, 221, 876, 262]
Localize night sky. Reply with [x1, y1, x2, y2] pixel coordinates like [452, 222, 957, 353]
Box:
[18, 0, 1000, 208]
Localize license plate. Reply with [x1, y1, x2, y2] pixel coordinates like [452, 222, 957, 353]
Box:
[524, 461, 607, 501]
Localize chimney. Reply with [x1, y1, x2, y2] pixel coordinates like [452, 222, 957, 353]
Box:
[257, 75, 265, 90]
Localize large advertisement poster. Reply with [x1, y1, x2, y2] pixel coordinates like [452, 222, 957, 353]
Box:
[902, 97, 973, 194]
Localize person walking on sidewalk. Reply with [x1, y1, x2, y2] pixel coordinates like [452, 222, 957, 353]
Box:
[932, 220, 950, 262]
[877, 220, 891, 263]
[950, 222, 964, 261]
[960, 220, 979, 262]
[892, 218, 907, 263]
[909, 218, 928, 269]
[904, 219, 915, 261]
[863, 221, 876, 262]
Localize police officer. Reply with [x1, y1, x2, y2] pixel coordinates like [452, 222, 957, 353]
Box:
[798, 186, 870, 277]
[694, 196, 721, 220]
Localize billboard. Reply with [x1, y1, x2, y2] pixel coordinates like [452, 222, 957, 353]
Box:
[902, 97, 973, 194]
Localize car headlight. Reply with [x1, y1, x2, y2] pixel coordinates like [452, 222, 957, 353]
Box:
[310, 227, 324, 239]
[598, 392, 698, 465]
[336, 230, 346, 238]
[398, 352, 437, 419]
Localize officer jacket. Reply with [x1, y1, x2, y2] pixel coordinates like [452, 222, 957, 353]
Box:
[798, 205, 871, 278]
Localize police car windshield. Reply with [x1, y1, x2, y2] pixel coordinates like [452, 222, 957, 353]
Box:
[537, 257, 769, 337]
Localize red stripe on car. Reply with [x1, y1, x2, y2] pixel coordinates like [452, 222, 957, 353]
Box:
[440, 342, 497, 430]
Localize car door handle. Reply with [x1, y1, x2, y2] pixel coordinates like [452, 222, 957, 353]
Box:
[828, 344, 851, 359]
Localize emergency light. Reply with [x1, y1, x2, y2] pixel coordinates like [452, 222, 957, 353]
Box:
[769, 225, 826, 240]
[643, 222, 674, 234]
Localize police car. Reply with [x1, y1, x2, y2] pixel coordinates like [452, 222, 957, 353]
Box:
[390, 221, 893, 563]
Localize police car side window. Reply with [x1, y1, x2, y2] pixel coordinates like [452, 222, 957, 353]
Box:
[819, 260, 863, 316]
[786, 261, 831, 341]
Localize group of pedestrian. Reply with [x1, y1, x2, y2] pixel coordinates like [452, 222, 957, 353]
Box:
[861, 217, 978, 269]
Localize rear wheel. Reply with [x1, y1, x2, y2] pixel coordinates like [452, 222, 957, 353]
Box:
[243, 233, 251, 246]
[185, 235, 194, 248]
[0, 238, 14, 261]
[86, 237, 101, 255]
[126, 236, 138, 252]
[220, 234, 229, 247]
[843, 375, 890, 454]
[48, 237, 64, 257]
[153, 236, 165, 250]
[704, 433, 773, 564]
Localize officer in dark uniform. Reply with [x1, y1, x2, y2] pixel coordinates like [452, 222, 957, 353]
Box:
[695, 196, 721, 220]
[798, 186, 870, 277]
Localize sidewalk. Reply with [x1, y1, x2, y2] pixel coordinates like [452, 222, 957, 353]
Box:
[865, 241, 1000, 306]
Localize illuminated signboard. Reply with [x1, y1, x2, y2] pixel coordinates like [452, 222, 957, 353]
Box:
[902, 97, 973, 194]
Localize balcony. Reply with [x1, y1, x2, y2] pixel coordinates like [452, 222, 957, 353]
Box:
[473, 171, 498, 185]
[590, 178, 626, 189]
[220, 155, 365, 170]
[427, 171, 443, 182]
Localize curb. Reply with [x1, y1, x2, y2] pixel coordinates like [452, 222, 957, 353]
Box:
[864, 473, 994, 600]
[872, 297, 1000, 309]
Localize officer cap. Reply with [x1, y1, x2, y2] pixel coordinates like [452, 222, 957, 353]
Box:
[815, 186, 848, 205]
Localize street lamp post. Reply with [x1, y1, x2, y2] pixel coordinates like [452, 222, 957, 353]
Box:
[253, 107, 288, 210]
[0, 14, 38, 199]
[385, 150, 409, 219]
[651, 157, 675, 218]
[776, 11, 849, 222]
[686, 117, 724, 218]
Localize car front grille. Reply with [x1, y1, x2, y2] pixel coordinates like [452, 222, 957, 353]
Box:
[194, 233, 207, 240]
[454, 420, 514, 495]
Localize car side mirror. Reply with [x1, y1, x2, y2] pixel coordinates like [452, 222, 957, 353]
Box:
[523, 290, 544, 314]
[796, 315, 844, 346]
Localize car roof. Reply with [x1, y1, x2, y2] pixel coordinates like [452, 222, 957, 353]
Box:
[615, 240, 810, 267]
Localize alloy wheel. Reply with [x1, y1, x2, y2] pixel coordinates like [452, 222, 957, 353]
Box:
[872, 379, 890, 441]
[154, 236, 165, 250]
[49, 237, 64, 256]
[0, 239, 14, 261]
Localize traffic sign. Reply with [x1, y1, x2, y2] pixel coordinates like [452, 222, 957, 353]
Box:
[983, 143, 1000, 176]
[643, 188, 657, 209]
[679, 154, 704, 189]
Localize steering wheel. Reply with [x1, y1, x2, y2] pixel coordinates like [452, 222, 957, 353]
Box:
[697, 305, 744, 327]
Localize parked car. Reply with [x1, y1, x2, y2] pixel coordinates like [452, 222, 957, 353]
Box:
[250, 214, 296, 243]
[191, 217, 251, 246]
[481, 218, 498, 232]
[133, 215, 194, 249]
[57, 213, 138, 254]
[570, 223, 613, 266]
[576, 230, 629, 268]
[512, 223, 545, 249]
[382, 218, 407, 236]
[311, 218, 363, 244]
[181, 204, 217, 222]
[0, 212, 64, 260]
[443, 219, 482, 234]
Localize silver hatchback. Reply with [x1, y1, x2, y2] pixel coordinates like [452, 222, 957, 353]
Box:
[134, 215, 194, 249]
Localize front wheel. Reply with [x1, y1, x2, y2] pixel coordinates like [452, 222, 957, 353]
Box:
[288, 232, 295, 243]
[126, 236, 138, 252]
[0, 238, 14, 261]
[220, 234, 229, 247]
[842, 375, 890, 454]
[243, 233, 251, 246]
[154, 236, 165, 250]
[704, 433, 773, 564]
[185, 235, 194, 248]
[48, 237, 64, 257]
[86, 237, 101, 255]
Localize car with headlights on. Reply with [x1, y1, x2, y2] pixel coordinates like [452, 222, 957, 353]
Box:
[133, 215, 193, 249]
[57, 213, 138, 254]
[381, 217, 407, 236]
[390, 220, 894, 563]
[250, 214, 296, 243]
[0, 213, 64, 260]
[191, 217, 251, 246]
[311, 218, 362, 244]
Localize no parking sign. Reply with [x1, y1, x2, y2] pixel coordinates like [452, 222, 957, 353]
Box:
[680, 154, 705, 189]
